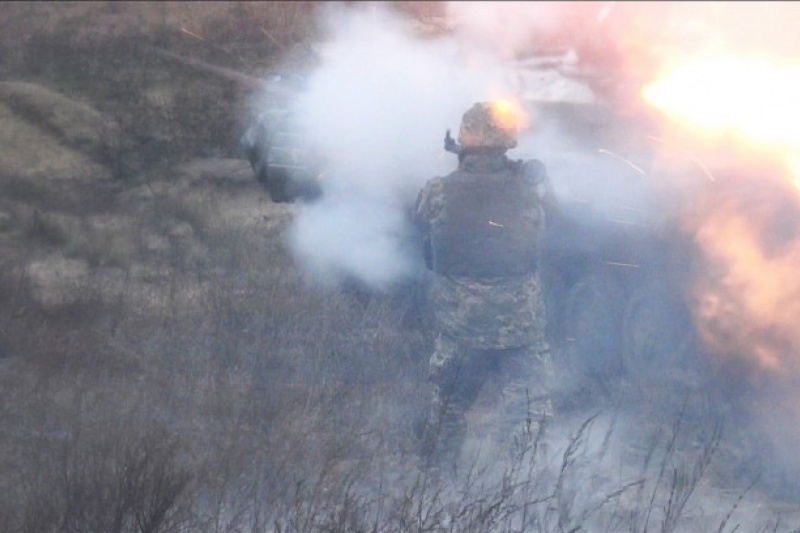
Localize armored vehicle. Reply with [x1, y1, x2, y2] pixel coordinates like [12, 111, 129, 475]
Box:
[239, 74, 323, 204]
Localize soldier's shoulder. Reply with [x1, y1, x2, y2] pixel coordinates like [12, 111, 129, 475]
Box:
[415, 176, 446, 218]
[521, 158, 547, 185]
[420, 176, 446, 195]
[426, 175, 447, 186]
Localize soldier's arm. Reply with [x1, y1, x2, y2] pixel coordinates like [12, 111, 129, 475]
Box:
[523, 159, 559, 226]
[413, 178, 445, 271]
[413, 177, 445, 234]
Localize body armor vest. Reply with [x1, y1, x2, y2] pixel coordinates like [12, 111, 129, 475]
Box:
[430, 163, 540, 277]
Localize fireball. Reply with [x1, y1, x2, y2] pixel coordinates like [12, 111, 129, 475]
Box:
[642, 57, 800, 148]
[643, 54, 800, 376]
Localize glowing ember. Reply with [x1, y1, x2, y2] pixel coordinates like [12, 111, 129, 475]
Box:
[488, 98, 528, 133]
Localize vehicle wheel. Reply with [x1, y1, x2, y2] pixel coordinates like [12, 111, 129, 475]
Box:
[622, 284, 693, 381]
[540, 266, 569, 346]
[266, 168, 291, 203]
[561, 273, 626, 381]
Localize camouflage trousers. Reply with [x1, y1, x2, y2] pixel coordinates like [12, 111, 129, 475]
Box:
[419, 333, 552, 469]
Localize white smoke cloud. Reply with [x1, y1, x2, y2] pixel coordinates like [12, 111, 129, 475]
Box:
[285, 4, 525, 289]
[276, 2, 674, 290]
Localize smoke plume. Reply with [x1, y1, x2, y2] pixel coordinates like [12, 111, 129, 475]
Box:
[284, 4, 524, 289]
[282, 3, 657, 289]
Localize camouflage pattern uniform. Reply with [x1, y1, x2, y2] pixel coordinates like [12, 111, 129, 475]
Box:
[415, 103, 552, 468]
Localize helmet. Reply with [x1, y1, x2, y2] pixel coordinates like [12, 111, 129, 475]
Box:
[457, 101, 519, 150]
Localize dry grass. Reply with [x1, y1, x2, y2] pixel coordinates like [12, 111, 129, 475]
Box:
[0, 211, 790, 531]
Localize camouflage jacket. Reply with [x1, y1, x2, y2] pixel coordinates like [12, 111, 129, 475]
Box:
[414, 153, 550, 349]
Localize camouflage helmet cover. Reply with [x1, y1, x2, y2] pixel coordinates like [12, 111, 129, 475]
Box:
[458, 101, 519, 150]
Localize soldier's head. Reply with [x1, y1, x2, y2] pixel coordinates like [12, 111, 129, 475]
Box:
[458, 101, 519, 151]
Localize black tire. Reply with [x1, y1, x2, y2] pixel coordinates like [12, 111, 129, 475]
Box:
[560, 272, 626, 381]
[265, 168, 291, 203]
[621, 283, 693, 381]
[540, 265, 569, 347]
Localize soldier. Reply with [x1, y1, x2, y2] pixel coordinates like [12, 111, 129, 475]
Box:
[414, 101, 554, 470]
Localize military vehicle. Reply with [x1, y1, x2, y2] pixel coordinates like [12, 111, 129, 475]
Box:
[238, 73, 323, 204]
